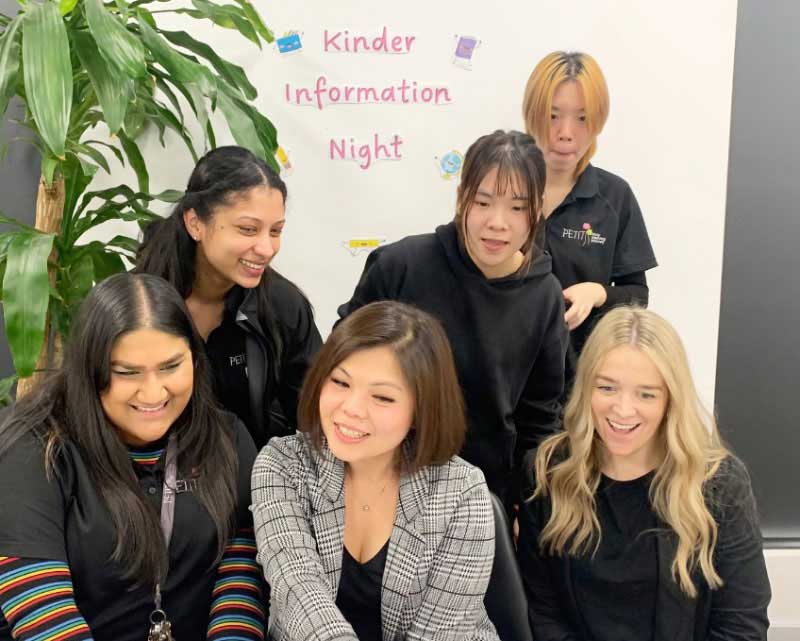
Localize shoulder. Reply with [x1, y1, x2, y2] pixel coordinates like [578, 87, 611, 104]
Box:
[253, 432, 315, 478]
[373, 232, 440, 265]
[226, 411, 258, 464]
[704, 454, 758, 522]
[426, 456, 492, 508]
[592, 165, 636, 198]
[266, 271, 315, 320]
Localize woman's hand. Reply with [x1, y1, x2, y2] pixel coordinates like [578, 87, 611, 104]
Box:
[563, 282, 607, 330]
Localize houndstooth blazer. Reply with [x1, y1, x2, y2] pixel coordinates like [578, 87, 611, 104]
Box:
[251, 433, 499, 641]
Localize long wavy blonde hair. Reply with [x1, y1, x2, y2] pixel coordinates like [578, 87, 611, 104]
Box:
[533, 306, 729, 597]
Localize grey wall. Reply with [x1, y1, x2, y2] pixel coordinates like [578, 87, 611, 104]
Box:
[716, 0, 800, 544]
[1, 0, 41, 379]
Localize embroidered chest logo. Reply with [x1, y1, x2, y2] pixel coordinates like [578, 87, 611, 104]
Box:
[229, 353, 246, 366]
[562, 222, 607, 246]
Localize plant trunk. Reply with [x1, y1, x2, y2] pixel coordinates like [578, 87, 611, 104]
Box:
[15, 175, 65, 398]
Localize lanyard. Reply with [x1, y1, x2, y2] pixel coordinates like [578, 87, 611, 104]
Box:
[152, 434, 177, 618]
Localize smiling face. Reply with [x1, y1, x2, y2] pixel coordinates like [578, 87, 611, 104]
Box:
[541, 80, 595, 176]
[100, 328, 194, 446]
[184, 184, 286, 290]
[591, 345, 668, 479]
[463, 166, 531, 279]
[319, 346, 415, 470]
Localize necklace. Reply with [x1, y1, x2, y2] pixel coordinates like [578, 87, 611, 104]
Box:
[346, 470, 394, 512]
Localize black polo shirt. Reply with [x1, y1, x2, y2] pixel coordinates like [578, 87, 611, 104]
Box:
[0, 416, 256, 641]
[541, 164, 657, 350]
[205, 286, 252, 430]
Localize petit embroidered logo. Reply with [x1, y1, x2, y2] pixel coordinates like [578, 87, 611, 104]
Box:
[562, 223, 607, 246]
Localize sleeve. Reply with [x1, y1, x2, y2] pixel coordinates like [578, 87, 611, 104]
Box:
[405, 470, 496, 641]
[516, 499, 580, 641]
[601, 271, 649, 309]
[706, 458, 771, 641]
[611, 183, 658, 279]
[250, 438, 358, 641]
[206, 529, 266, 641]
[206, 420, 268, 640]
[0, 556, 93, 640]
[0, 432, 67, 560]
[511, 300, 568, 502]
[336, 247, 396, 323]
[275, 286, 323, 429]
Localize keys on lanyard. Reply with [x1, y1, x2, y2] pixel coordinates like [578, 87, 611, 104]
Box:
[148, 435, 178, 641]
[148, 608, 174, 641]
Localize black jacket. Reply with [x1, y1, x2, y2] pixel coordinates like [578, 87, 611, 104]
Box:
[338, 222, 567, 503]
[517, 456, 771, 641]
[237, 273, 322, 448]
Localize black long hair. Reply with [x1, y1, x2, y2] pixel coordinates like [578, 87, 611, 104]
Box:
[0, 273, 238, 587]
[135, 145, 289, 369]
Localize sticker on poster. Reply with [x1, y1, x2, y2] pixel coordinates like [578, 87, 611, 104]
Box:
[341, 237, 387, 256]
[452, 35, 480, 70]
[276, 31, 303, 55]
[434, 150, 464, 180]
[275, 146, 294, 176]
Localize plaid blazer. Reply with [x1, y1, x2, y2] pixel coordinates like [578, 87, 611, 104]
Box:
[251, 433, 499, 641]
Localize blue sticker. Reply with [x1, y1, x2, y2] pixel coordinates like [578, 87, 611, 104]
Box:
[277, 33, 303, 54]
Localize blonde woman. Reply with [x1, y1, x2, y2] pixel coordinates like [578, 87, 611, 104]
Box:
[517, 306, 771, 641]
[523, 52, 657, 386]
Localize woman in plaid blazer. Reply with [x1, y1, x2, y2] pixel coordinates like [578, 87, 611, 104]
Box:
[251, 301, 500, 641]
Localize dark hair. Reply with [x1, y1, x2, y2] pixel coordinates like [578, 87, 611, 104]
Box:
[135, 146, 289, 370]
[0, 273, 237, 588]
[299, 301, 465, 472]
[454, 130, 546, 270]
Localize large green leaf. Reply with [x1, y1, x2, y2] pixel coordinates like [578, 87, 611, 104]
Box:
[3, 231, 56, 377]
[117, 131, 149, 194]
[160, 29, 256, 100]
[84, 0, 146, 79]
[60, 154, 94, 244]
[188, 0, 259, 47]
[0, 375, 15, 407]
[73, 142, 110, 173]
[58, 0, 79, 16]
[137, 16, 205, 84]
[217, 90, 263, 157]
[0, 15, 21, 119]
[22, 3, 72, 158]
[231, 0, 273, 43]
[73, 30, 131, 134]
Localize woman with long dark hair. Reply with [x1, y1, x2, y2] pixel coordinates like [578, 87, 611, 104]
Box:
[136, 145, 322, 447]
[0, 273, 265, 641]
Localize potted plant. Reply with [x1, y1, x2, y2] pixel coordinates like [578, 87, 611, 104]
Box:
[0, 0, 280, 398]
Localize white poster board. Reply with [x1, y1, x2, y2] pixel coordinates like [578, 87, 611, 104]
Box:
[93, 0, 738, 405]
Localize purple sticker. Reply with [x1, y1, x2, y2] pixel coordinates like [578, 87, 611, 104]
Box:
[455, 36, 477, 60]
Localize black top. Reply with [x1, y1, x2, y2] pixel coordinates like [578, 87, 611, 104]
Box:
[0, 414, 257, 641]
[206, 287, 252, 429]
[207, 278, 322, 448]
[338, 222, 568, 503]
[335, 540, 389, 641]
[517, 456, 771, 641]
[541, 164, 657, 353]
[572, 473, 658, 641]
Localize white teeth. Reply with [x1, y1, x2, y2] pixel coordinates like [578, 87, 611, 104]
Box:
[608, 419, 638, 432]
[240, 259, 265, 269]
[132, 401, 168, 413]
[337, 423, 368, 439]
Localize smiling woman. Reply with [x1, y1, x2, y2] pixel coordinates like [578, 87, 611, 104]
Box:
[517, 306, 771, 641]
[338, 130, 567, 508]
[136, 146, 322, 448]
[0, 273, 265, 641]
[252, 301, 499, 641]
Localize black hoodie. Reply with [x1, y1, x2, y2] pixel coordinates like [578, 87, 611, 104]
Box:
[338, 222, 567, 502]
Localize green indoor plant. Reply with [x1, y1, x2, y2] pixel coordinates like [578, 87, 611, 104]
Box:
[0, 0, 280, 398]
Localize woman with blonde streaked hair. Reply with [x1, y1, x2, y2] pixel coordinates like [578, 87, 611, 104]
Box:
[517, 306, 771, 641]
[523, 52, 657, 390]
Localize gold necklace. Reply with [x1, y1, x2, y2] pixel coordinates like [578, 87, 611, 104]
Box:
[346, 472, 393, 512]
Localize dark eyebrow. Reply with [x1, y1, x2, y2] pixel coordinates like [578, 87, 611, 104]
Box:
[111, 352, 186, 369]
[333, 366, 404, 391]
